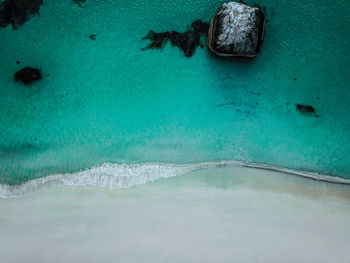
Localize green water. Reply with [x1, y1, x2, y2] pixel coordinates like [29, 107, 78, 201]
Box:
[0, 0, 350, 185]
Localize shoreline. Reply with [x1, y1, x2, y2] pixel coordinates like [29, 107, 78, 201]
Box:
[1, 165, 350, 263]
[1, 160, 349, 199]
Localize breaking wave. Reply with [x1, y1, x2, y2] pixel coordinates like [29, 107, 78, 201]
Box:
[1, 161, 349, 198]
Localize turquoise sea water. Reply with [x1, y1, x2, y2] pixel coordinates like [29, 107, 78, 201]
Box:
[1, 0, 350, 187]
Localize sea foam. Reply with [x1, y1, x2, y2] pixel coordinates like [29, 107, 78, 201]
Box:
[1, 161, 349, 198]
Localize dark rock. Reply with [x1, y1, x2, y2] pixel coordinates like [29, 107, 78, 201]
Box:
[207, 2, 265, 57]
[142, 20, 209, 57]
[0, 0, 43, 30]
[296, 104, 316, 115]
[14, 67, 42, 84]
[16, 60, 20, 64]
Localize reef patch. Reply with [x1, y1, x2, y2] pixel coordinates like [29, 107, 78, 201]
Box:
[0, 0, 43, 30]
[142, 20, 209, 57]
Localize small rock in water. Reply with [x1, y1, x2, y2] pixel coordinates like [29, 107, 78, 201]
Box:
[0, 0, 43, 29]
[14, 67, 42, 84]
[207, 2, 265, 57]
[296, 104, 316, 115]
[142, 20, 209, 57]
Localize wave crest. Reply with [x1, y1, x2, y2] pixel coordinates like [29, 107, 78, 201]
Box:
[1, 161, 349, 198]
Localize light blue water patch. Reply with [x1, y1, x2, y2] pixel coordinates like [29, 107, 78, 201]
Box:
[0, 0, 350, 184]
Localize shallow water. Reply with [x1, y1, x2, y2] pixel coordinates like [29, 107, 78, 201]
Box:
[1, 167, 350, 262]
[1, 0, 350, 185]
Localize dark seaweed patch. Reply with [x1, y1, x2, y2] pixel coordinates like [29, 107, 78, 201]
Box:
[296, 104, 317, 116]
[142, 20, 209, 57]
[0, 0, 43, 30]
[73, 0, 86, 8]
[14, 67, 42, 84]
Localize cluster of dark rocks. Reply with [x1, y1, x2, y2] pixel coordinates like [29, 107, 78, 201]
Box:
[143, 2, 266, 58]
[0, 0, 43, 29]
[7, 1, 267, 86]
[5, 0, 320, 124]
[5, 0, 318, 119]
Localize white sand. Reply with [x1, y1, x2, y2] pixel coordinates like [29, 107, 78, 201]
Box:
[0, 166, 350, 263]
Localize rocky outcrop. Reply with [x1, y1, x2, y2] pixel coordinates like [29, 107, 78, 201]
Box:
[207, 2, 265, 57]
[14, 67, 42, 84]
[142, 20, 209, 57]
[0, 0, 43, 30]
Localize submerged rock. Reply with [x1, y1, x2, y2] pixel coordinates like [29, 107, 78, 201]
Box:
[0, 0, 43, 30]
[14, 67, 42, 84]
[207, 2, 265, 57]
[142, 20, 209, 57]
[296, 104, 316, 115]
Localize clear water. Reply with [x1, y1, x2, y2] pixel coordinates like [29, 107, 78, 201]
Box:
[1, 0, 350, 186]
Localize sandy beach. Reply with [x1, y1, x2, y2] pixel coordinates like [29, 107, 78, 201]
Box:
[1, 166, 350, 263]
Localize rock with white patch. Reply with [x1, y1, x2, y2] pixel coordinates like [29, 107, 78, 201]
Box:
[207, 2, 265, 57]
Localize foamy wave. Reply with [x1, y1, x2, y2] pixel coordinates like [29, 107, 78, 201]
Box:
[1, 161, 349, 198]
[0, 163, 193, 198]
